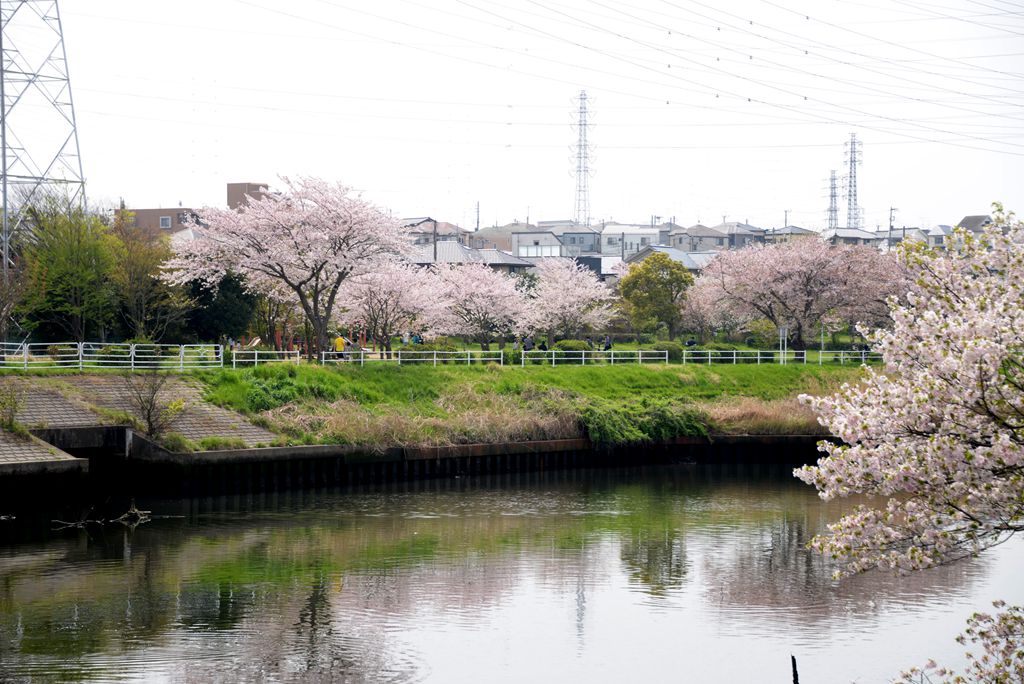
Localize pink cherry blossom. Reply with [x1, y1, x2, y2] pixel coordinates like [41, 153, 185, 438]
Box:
[163, 177, 407, 355]
[795, 207, 1024, 682]
[336, 259, 438, 353]
[427, 263, 528, 350]
[698, 238, 902, 348]
[526, 258, 612, 337]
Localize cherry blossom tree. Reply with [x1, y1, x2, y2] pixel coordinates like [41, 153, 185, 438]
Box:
[677, 280, 725, 343]
[526, 258, 611, 339]
[336, 260, 437, 355]
[163, 177, 406, 355]
[698, 238, 900, 349]
[429, 264, 527, 350]
[795, 208, 1024, 681]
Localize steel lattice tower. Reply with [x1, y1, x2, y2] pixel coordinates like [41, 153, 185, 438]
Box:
[571, 90, 591, 227]
[843, 133, 862, 230]
[826, 169, 839, 230]
[0, 0, 85, 281]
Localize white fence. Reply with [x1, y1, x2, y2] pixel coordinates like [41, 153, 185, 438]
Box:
[677, 349, 883, 365]
[0, 342, 883, 371]
[231, 349, 301, 367]
[0, 342, 223, 370]
[521, 349, 669, 365]
[321, 350, 505, 365]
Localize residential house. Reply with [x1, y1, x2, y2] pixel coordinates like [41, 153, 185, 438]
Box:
[821, 227, 879, 247]
[409, 241, 532, 274]
[764, 225, 817, 243]
[875, 227, 930, 252]
[466, 223, 523, 251]
[667, 224, 727, 251]
[599, 222, 666, 258]
[512, 230, 564, 257]
[624, 245, 718, 275]
[575, 255, 624, 282]
[403, 217, 468, 247]
[956, 215, 993, 233]
[925, 225, 953, 248]
[711, 221, 765, 248]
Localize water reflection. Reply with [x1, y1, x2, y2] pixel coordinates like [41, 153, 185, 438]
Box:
[0, 463, 1020, 682]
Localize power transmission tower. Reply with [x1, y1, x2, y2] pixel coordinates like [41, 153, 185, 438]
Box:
[843, 133, 862, 230]
[571, 90, 592, 227]
[0, 0, 85, 282]
[826, 170, 839, 231]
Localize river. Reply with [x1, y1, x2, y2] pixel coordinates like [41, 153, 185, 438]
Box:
[1, 461, 1021, 683]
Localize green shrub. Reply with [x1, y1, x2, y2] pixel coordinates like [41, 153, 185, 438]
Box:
[579, 398, 707, 445]
[46, 343, 78, 358]
[197, 436, 247, 451]
[245, 378, 299, 411]
[552, 340, 591, 351]
[651, 341, 684, 362]
[696, 342, 740, 351]
[160, 432, 195, 453]
[550, 340, 591, 365]
[400, 341, 459, 352]
[502, 348, 523, 365]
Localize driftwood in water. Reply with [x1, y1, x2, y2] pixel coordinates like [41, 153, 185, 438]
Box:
[112, 501, 151, 526]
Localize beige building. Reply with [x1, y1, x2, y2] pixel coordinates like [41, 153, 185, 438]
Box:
[125, 207, 198, 234]
[227, 182, 268, 209]
[124, 181, 268, 235]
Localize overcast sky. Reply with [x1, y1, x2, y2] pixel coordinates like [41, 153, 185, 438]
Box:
[50, 0, 1024, 231]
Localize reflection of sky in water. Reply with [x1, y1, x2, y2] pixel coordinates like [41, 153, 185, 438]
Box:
[0, 463, 1021, 683]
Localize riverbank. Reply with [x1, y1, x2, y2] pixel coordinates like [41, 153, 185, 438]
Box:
[0, 364, 863, 499]
[195, 363, 861, 449]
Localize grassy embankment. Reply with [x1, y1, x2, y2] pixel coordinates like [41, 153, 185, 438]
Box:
[195, 363, 865, 449]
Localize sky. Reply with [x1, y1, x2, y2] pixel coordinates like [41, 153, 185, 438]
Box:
[34, 0, 1024, 230]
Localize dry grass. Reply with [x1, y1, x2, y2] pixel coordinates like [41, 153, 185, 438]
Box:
[700, 397, 828, 435]
[262, 390, 581, 451]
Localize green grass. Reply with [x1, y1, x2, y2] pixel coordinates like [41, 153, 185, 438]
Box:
[194, 363, 863, 447]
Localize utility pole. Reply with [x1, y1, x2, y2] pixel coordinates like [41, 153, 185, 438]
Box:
[1, 0, 86, 283]
[844, 134, 863, 230]
[784, 209, 790, 227]
[475, 201, 479, 231]
[572, 90, 592, 227]
[827, 170, 839, 231]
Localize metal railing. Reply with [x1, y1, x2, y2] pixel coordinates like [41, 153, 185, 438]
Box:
[0, 341, 884, 371]
[321, 350, 505, 366]
[521, 349, 669, 365]
[677, 349, 882, 364]
[231, 349, 301, 367]
[0, 342, 224, 370]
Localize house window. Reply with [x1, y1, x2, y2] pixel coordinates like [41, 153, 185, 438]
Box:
[716, 238, 724, 246]
[159, 216, 172, 229]
[641, 237, 649, 246]
[607, 237, 617, 245]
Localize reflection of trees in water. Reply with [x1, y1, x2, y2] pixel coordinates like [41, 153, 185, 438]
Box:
[0, 463, 993, 679]
[696, 509, 982, 632]
[620, 528, 687, 597]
